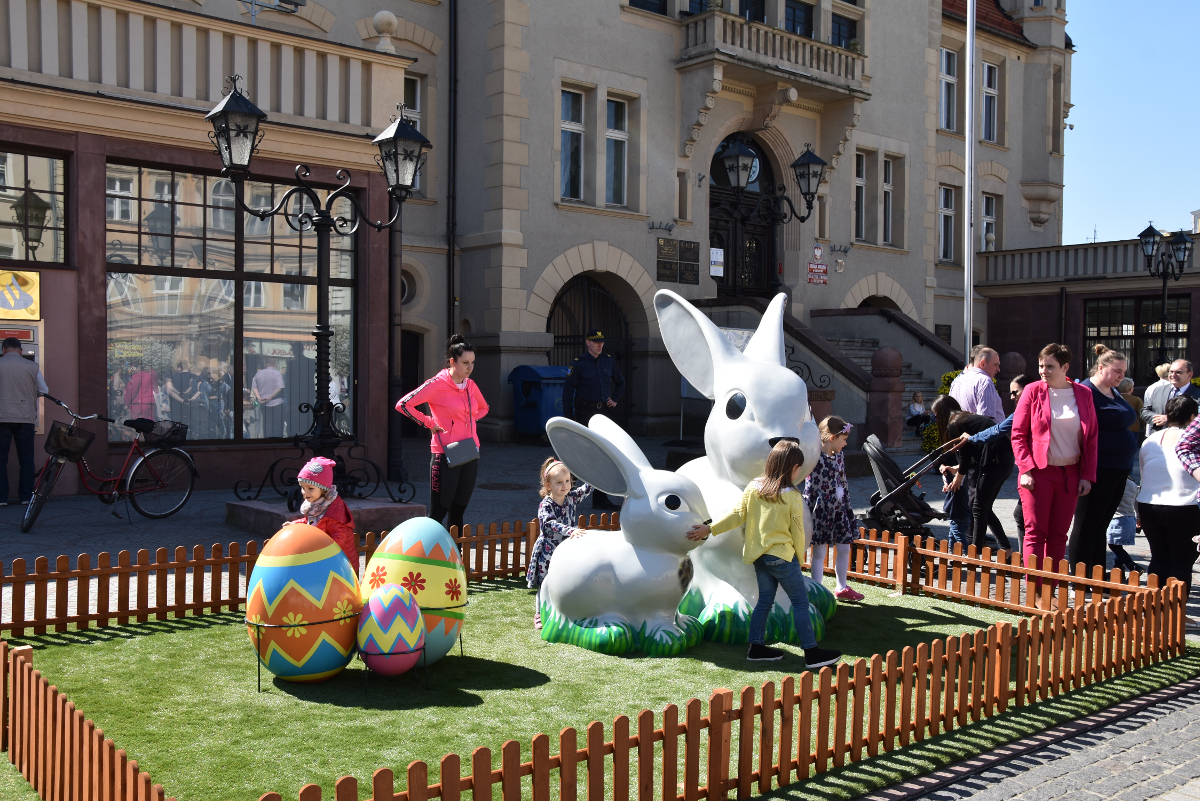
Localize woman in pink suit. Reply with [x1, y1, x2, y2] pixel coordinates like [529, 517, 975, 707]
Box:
[1010, 343, 1098, 602]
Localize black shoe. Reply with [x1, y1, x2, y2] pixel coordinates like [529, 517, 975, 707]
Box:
[803, 647, 842, 670]
[747, 643, 785, 661]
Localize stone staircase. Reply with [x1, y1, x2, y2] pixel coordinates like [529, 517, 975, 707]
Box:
[823, 337, 941, 454]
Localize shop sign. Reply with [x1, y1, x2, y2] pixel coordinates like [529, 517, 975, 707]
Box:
[0, 271, 40, 320]
[807, 263, 828, 284]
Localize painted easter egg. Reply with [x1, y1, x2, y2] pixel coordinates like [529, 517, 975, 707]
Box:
[807, 581, 837, 622]
[363, 517, 467, 665]
[357, 583, 426, 676]
[246, 523, 362, 683]
[808, 602, 826, 643]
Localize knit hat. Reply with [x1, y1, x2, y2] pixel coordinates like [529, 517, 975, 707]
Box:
[297, 457, 336, 492]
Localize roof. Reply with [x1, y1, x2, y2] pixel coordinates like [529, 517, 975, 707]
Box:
[942, 0, 1036, 47]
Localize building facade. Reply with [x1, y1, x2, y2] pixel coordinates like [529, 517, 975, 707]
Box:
[0, 0, 1072, 490]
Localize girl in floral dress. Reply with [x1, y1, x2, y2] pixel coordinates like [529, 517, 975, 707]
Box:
[527, 457, 593, 628]
[802, 416, 863, 602]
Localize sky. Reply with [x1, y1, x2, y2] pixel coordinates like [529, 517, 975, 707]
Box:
[1061, 0, 1200, 244]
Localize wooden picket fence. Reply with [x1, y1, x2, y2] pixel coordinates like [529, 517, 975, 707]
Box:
[0, 522, 1190, 801]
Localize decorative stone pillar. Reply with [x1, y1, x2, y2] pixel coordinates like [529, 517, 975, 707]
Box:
[998, 351, 1027, 416]
[867, 346, 905, 449]
[808, 388, 835, 427]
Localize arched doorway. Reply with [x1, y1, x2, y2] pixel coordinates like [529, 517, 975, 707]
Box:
[547, 274, 632, 427]
[709, 134, 777, 298]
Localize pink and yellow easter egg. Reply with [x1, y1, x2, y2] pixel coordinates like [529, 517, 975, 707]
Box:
[246, 523, 362, 682]
[357, 583, 426, 676]
[363, 517, 466, 665]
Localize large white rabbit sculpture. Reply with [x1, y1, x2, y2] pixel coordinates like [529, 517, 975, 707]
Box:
[655, 289, 823, 643]
[538, 414, 710, 656]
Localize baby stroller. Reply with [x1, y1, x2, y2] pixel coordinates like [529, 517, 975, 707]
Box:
[858, 434, 959, 537]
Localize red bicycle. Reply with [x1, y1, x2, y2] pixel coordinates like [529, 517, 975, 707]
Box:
[22, 394, 197, 532]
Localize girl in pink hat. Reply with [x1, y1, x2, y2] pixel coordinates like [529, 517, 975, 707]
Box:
[288, 456, 357, 570]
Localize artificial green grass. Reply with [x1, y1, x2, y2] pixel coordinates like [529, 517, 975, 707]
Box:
[0, 757, 42, 801]
[2, 579, 1181, 801]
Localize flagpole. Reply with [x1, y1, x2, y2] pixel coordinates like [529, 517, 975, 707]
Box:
[963, 0, 976, 362]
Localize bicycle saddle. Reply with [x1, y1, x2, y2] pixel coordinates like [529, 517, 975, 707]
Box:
[124, 418, 155, 433]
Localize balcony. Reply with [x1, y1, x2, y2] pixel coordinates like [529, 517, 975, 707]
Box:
[679, 10, 867, 99]
[979, 240, 1150, 285]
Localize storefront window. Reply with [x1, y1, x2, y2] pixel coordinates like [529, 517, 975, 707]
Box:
[1084, 296, 1190, 385]
[0, 151, 66, 263]
[105, 165, 355, 442]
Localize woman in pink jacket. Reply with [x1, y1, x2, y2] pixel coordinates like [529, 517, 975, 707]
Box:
[396, 335, 489, 531]
[1011, 343, 1098, 602]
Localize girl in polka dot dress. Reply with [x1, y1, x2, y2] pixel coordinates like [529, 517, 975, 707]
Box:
[802, 416, 863, 602]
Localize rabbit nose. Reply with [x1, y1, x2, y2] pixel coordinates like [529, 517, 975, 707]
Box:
[769, 436, 799, 447]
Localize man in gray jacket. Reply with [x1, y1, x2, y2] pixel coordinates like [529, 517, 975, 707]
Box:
[0, 337, 48, 504]
[1140, 359, 1200, 434]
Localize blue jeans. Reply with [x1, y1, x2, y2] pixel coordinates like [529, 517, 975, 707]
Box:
[750, 555, 817, 649]
[0, 422, 36, 502]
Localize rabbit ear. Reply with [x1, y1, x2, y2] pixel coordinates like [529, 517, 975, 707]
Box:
[742, 293, 788, 367]
[587, 414, 651, 472]
[654, 289, 742, 400]
[545, 416, 645, 498]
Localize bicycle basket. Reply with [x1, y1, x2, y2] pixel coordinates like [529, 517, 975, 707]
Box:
[45, 421, 95, 462]
[144, 421, 188, 447]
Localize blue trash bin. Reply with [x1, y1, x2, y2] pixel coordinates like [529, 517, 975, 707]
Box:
[508, 365, 572, 436]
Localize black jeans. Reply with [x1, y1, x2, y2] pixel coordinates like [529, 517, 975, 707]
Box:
[0, 422, 35, 502]
[429, 452, 479, 531]
[574, 401, 620, 509]
[1138, 502, 1200, 593]
[1068, 466, 1130, 574]
[967, 458, 1013, 550]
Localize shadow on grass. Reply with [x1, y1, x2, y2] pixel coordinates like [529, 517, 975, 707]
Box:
[270, 654, 551, 710]
[6, 612, 245, 650]
[758, 649, 1200, 801]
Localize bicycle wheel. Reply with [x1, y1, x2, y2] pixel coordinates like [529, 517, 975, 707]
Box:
[128, 449, 194, 519]
[22, 459, 64, 533]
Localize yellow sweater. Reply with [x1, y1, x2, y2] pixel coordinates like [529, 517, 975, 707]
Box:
[709, 480, 806, 564]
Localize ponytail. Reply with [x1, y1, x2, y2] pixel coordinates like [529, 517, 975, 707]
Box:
[445, 334, 475, 368]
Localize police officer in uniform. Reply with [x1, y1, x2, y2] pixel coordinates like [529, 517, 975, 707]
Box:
[562, 329, 627, 509]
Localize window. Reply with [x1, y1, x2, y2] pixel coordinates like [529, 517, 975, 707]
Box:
[629, 0, 668, 13]
[982, 62, 999, 143]
[560, 90, 584, 201]
[882, 158, 894, 245]
[1085, 297, 1192, 385]
[740, 0, 765, 23]
[606, 99, 628, 206]
[940, 48, 958, 132]
[686, 0, 706, 13]
[981, 194, 997, 251]
[0, 151, 66, 264]
[403, 76, 425, 191]
[785, 1, 814, 37]
[830, 15, 857, 49]
[939, 186, 954, 262]
[854, 153, 866, 241]
[104, 164, 356, 443]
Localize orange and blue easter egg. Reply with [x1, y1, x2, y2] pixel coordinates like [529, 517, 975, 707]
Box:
[246, 523, 362, 683]
[363, 517, 466, 665]
[357, 583, 426, 676]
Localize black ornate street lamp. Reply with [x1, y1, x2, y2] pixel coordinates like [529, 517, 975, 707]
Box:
[1139, 223, 1195, 366]
[715, 136, 826, 290]
[12, 181, 52, 260]
[208, 76, 426, 504]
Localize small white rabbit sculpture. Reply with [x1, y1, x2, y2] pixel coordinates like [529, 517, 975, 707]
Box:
[538, 413, 710, 656]
[655, 289, 823, 643]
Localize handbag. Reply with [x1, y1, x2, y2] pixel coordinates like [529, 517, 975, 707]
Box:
[436, 385, 480, 467]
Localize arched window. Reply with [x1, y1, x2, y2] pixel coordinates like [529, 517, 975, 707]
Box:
[210, 179, 236, 232]
[106, 272, 140, 311]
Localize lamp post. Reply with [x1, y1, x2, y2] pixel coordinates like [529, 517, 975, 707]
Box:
[204, 75, 430, 462]
[12, 181, 52, 260]
[715, 137, 826, 292]
[1138, 223, 1195, 367]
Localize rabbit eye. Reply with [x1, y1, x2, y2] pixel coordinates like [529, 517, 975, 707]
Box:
[726, 392, 747, 419]
[659, 493, 689, 512]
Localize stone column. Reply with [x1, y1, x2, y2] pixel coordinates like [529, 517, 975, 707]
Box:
[808, 388, 835, 426]
[998, 351, 1027, 416]
[867, 346, 904, 448]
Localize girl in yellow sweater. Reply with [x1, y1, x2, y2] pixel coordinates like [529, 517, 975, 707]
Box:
[688, 440, 843, 667]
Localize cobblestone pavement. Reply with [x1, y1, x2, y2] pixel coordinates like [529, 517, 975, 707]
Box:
[905, 684, 1200, 801]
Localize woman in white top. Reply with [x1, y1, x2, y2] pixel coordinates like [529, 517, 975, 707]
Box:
[1137, 394, 1200, 595]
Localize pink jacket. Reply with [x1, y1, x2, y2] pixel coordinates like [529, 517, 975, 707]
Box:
[396, 369, 489, 454]
[1011, 381, 1099, 482]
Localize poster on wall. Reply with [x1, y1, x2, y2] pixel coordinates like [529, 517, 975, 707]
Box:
[0, 271, 40, 320]
[709, 248, 725, 277]
[807, 263, 828, 284]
